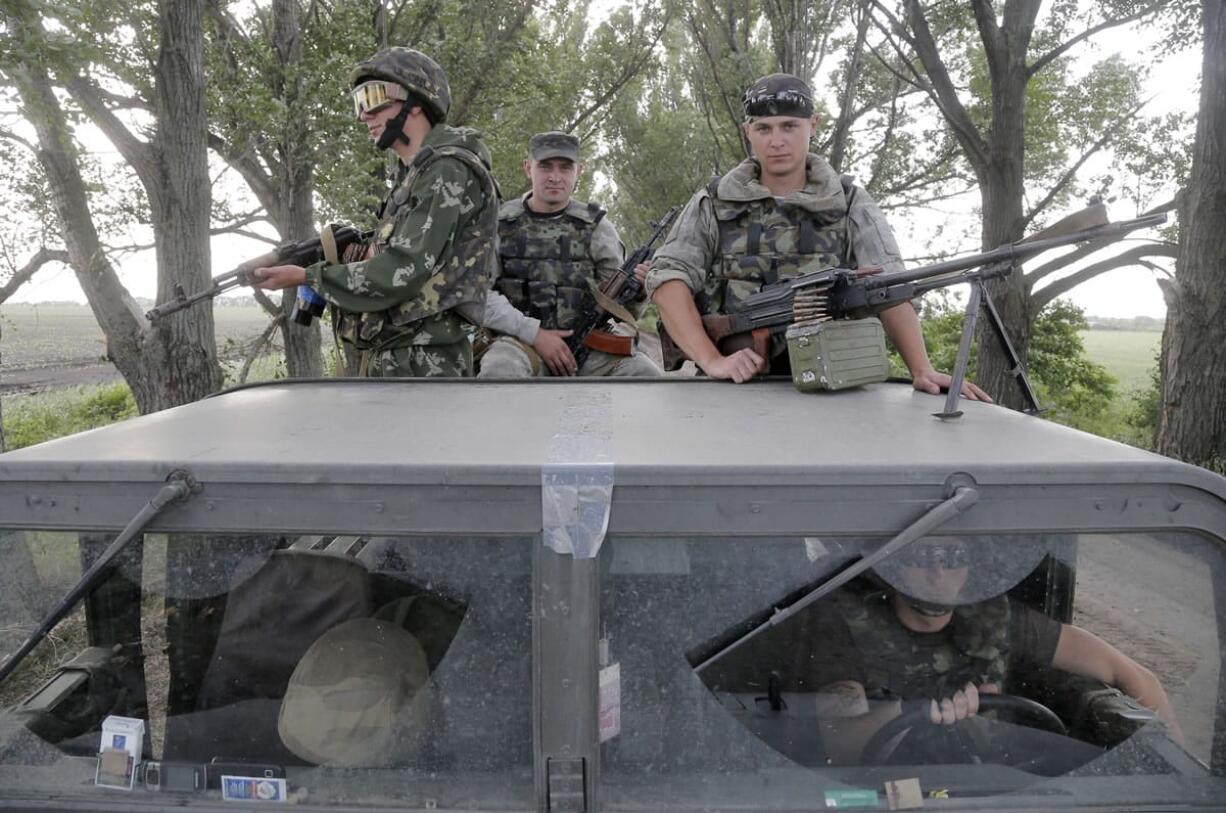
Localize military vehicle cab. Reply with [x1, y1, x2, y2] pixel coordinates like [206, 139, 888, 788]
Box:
[0, 378, 1224, 812]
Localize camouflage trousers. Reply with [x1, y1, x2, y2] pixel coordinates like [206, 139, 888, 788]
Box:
[476, 335, 661, 379]
[342, 339, 474, 378]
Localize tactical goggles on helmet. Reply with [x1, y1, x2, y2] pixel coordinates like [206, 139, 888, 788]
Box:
[352, 80, 409, 119]
[742, 87, 815, 120]
[893, 542, 970, 570]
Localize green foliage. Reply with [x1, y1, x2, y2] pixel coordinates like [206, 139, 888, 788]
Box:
[1123, 356, 1161, 448]
[911, 297, 1118, 433]
[1027, 300, 1117, 431]
[2, 383, 137, 450]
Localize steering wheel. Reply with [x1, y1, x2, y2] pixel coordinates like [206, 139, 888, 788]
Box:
[860, 693, 1068, 766]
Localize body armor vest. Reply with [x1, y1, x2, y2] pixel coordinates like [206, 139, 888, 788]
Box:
[699, 175, 854, 316]
[496, 199, 605, 331]
[333, 142, 498, 351]
[840, 590, 1011, 701]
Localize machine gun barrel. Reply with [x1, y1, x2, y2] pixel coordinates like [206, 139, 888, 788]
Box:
[659, 209, 1168, 372]
[859, 211, 1168, 292]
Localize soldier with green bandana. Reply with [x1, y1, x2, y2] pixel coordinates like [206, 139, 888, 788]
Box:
[478, 131, 661, 378]
[647, 73, 988, 399]
[253, 48, 497, 377]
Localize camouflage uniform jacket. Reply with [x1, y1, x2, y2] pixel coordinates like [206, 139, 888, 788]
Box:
[811, 588, 1062, 702]
[304, 125, 498, 373]
[646, 153, 904, 319]
[491, 195, 626, 333]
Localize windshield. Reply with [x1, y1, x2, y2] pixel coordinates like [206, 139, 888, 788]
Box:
[597, 531, 1225, 810]
[0, 530, 533, 809]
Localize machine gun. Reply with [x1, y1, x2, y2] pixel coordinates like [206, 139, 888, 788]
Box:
[145, 224, 372, 321]
[568, 206, 680, 368]
[660, 207, 1167, 418]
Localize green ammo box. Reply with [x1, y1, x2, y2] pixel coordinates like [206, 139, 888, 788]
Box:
[785, 317, 890, 392]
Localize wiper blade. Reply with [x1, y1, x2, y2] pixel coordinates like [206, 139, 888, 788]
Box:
[0, 471, 199, 685]
[692, 485, 979, 673]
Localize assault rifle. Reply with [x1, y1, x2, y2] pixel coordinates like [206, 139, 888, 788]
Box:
[145, 224, 371, 321]
[659, 207, 1167, 418]
[569, 206, 680, 368]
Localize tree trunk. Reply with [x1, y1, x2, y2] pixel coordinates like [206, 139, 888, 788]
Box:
[973, 60, 1033, 409]
[7, 1, 221, 414]
[974, 164, 1034, 408]
[143, 0, 224, 408]
[1156, 0, 1226, 466]
[272, 0, 323, 378]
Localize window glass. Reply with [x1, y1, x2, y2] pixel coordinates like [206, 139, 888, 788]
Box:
[597, 532, 1226, 810]
[0, 530, 533, 809]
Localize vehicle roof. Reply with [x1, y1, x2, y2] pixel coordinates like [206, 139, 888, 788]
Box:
[0, 378, 1219, 494]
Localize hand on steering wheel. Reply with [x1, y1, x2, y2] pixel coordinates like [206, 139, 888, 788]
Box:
[860, 693, 1067, 766]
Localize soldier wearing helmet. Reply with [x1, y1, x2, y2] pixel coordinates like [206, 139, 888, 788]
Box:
[802, 536, 1182, 765]
[646, 73, 989, 399]
[477, 131, 661, 378]
[254, 48, 498, 377]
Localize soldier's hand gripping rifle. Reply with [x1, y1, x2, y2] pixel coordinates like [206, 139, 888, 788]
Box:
[144, 224, 372, 321]
[659, 206, 1167, 417]
[568, 206, 680, 368]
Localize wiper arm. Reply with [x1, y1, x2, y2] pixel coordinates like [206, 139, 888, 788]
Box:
[0, 471, 199, 685]
[692, 485, 979, 674]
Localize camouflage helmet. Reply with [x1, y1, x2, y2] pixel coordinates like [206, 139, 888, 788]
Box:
[350, 47, 451, 123]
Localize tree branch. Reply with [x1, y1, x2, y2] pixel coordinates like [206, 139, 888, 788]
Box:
[1028, 0, 1167, 78]
[1022, 98, 1151, 229]
[565, 10, 671, 134]
[0, 124, 38, 153]
[207, 132, 277, 213]
[237, 312, 285, 384]
[1030, 243, 1178, 310]
[872, 0, 989, 168]
[62, 75, 157, 189]
[0, 247, 70, 304]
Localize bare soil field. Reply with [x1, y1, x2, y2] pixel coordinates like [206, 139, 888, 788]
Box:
[0, 304, 277, 396]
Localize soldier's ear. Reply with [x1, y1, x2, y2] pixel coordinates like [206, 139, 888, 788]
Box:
[522, 159, 532, 180]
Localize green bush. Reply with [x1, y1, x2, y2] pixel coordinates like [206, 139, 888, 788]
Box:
[3, 383, 137, 450]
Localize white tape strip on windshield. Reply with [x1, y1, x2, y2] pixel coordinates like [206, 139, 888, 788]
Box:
[542, 388, 614, 559]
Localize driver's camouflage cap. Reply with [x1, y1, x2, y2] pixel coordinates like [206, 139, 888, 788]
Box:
[529, 131, 580, 162]
[743, 73, 815, 121]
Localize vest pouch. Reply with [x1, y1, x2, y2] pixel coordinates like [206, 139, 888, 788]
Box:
[786, 318, 889, 392]
[550, 283, 590, 332]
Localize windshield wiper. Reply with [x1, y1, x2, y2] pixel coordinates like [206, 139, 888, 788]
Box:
[0, 471, 199, 685]
[692, 484, 979, 674]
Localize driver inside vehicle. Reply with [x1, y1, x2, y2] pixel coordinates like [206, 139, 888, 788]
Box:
[811, 537, 1184, 767]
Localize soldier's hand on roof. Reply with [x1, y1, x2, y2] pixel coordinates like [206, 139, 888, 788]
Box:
[700, 348, 766, 384]
[251, 264, 307, 290]
[533, 328, 578, 376]
[912, 367, 993, 403]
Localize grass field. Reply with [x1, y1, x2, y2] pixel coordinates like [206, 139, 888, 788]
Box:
[1079, 329, 1161, 393]
[0, 303, 273, 370]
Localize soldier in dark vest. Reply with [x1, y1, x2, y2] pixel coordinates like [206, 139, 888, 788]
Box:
[805, 538, 1182, 766]
[253, 48, 497, 377]
[648, 73, 988, 397]
[479, 131, 661, 378]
